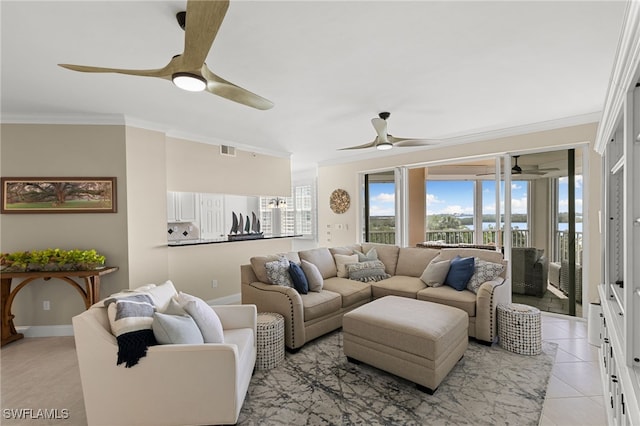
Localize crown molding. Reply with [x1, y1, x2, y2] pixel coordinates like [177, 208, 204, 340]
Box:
[595, 0, 640, 154]
[1, 113, 125, 125]
[1, 112, 291, 159]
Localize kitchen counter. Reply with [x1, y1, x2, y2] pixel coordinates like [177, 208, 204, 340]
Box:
[168, 234, 302, 247]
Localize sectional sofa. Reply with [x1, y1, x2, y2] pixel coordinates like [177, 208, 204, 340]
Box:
[241, 243, 510, 350]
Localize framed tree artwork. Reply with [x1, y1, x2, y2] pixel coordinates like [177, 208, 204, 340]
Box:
[1, 177, 117, 214]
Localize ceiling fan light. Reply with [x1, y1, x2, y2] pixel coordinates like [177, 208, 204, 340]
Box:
[376, 141, 393, 151]
[172, 73, 207, 92]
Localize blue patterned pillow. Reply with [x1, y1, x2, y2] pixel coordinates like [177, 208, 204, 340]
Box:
[444, 256, 475, 291]
[289, 262, 309, 294]
[265, 257, 294, 287]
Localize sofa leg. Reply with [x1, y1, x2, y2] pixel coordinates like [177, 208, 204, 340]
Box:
[286, 346, 301, 354]
[417, 384, 436, 395]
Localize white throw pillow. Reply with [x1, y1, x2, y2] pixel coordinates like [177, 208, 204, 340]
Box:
[152, 312, 204, 345]
[301, 259, 323, 292]
[420, 259, 451, 287]
[175, 292, 224, 343]
[334, 254, 358, 278]
[145, 280, 178, 312]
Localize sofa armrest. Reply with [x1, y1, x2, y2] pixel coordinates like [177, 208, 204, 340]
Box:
[211, 304, 257, 333]
[475, 277, 510, 343]
[241, 279, 306, 350]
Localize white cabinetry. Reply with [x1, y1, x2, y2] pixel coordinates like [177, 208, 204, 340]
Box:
[167, 192, 198, 223]
[595, 5, 640, 425]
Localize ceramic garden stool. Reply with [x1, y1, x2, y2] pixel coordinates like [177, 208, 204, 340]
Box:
[497, 303, 542, 355]
[256, 312, 285, 370]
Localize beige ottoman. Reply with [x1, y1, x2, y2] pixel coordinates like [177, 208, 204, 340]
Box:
[343, 295, 468, 394]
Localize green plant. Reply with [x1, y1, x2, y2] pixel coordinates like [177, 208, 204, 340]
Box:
[0, 248, 106, 272]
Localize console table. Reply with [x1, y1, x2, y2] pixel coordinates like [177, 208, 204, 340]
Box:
[0, 266, 118, 346]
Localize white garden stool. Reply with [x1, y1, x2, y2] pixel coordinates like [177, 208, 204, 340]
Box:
[256, 312, 285, 370]
[497, 303, 542, 355]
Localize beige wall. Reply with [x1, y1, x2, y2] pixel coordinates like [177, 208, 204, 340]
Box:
[318, 123, 602, 307]
[125, 126, 169, 286]
[0, 124, 129, 326]
[164, 136, 294, 300]
[0, 124, 294, 328]
[165, 136, 291, 196]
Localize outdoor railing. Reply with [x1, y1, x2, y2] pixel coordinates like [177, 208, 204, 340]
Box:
[368, 229, 582, 263]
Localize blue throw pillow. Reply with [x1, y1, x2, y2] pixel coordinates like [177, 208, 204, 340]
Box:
[289, 262, 309, 294]
[444, 256, 475, 291]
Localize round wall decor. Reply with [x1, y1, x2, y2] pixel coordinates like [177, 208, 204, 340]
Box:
[329, 189, 350, 214]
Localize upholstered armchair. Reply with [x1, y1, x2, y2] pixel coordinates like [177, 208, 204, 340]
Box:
[511, 247, 548, 297]
[73, 300, 256, 426]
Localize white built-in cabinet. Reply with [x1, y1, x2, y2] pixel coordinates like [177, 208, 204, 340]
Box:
[595, 4, 640, 424]
[167, 192, 198, 223]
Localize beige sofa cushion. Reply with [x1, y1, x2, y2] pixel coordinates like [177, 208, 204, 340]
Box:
[370, 276, 427, 299]
[250, 255, 281, 283]
[299, 248, 337, 279]
[323, 277, 372, 308]
[361, 243, 400, 275]
[301, 290, 342, 321]
[395, 247, 440, 277]
[250, 252, 301, 283]
[417, 286, 477, 317]
[329, 245, 362, 256]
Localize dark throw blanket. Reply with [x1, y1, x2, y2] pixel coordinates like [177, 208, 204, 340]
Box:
[104, 294, 157, 368]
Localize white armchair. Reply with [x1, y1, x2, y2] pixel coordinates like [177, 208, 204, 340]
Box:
[73, 303, 257, 426]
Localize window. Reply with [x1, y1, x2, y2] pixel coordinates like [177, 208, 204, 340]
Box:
[425, 180, 474, 244]
[425, 178, 530, 247]
[259, 182, 315, 238]
[365, 172, 396, 244]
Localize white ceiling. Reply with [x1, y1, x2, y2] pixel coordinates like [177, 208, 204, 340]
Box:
[0, 1, 627, 173]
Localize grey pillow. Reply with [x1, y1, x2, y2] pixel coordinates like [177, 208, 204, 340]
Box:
[420, 259, 451, 287]
[347, 260, 390, 283]
[466, 258, 505, 293]
[152, 312, 204, 345]
[355, 248, 378, 262]
[301, 259, 323, 292]
[265, 257, 294, 287]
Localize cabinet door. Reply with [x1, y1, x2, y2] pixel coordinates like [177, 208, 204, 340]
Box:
[200, 194, 225, 239]
[167, 192, 177, 222]
[178, 192, 198, 222]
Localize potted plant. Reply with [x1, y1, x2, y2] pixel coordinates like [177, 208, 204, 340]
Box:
[0, 248, 106, 272]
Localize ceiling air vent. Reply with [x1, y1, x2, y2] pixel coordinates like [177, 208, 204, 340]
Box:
[220, 145, 236, 157]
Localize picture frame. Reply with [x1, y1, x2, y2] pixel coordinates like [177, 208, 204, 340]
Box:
[1, 177, 117, 214]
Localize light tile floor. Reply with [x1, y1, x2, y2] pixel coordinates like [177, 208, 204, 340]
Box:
[539, 313, 606, 426]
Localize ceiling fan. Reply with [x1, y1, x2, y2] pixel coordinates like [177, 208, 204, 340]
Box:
[340, 112, 439, 151]
[477, 155, 560, 176]
[58, 0, 273, 110]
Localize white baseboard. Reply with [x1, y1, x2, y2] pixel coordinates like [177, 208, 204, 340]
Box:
[16, 325, 74, 338]
[207, 293, 242, 305]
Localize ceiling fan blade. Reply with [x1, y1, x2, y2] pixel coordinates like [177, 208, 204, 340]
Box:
[201, 66, 273, 110]
[390, 137, 439, 147]
[182, 0, 230, 70]
[339, 140, 377, 150]
[58, 63, 170, 78]
[371, 117, 388, 139]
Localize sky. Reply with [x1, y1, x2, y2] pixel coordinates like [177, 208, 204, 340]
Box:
[368, 177, 583, 218]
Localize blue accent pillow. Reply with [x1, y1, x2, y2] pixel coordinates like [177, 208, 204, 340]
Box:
[444, 256, 475, 291]
[289, 262, 309, 294]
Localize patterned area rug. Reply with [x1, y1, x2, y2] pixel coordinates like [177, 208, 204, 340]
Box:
[238, 331, 557, 426]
